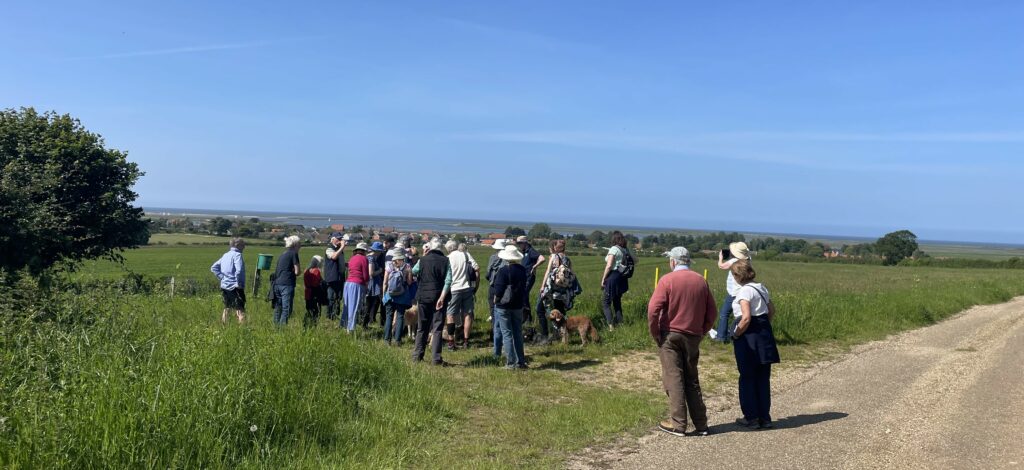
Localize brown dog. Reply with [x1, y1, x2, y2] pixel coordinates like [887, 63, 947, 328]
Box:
[549, 310, 599, 345]
[403, 304, 418, 340]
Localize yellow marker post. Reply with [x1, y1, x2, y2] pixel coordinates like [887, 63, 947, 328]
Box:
[703, 268, 708, 280]
[654, 267, 660, 289]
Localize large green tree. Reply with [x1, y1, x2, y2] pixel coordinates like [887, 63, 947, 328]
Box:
[528, 222, 552, 239]
[875, 230, 918, 265]
[0, 108, 149, 277]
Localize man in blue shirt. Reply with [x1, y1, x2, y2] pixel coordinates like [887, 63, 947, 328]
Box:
[211, 237, 247, 324]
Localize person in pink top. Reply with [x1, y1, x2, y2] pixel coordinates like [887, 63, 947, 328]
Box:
[342, 242, 370, 332]
[647, 246, 717, 437]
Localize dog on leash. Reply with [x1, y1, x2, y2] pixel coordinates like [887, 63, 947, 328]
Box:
[548, 310, 599, 345]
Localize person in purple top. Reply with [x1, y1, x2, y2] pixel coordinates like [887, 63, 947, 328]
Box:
[211, 237, 247, 324]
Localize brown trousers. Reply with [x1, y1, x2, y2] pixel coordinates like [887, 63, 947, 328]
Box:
[659, 331, 709, 431]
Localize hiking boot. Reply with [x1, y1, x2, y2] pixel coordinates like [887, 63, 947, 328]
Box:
[657, 420, 686, 437]
[446, 340, 456, 351]
[758, 420, 774, 430]
[462, 339, 470, 349]
[433, 360, 453, 367]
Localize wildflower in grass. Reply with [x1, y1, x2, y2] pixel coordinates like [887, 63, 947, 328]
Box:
[250, 424, 258, 432]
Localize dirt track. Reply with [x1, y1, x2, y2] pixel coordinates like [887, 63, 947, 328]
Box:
[575, 296, 1024, 470]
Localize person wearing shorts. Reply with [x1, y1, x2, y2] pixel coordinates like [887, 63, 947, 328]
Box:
[211, 237, 247, 324]
[445, 240, 479, 349]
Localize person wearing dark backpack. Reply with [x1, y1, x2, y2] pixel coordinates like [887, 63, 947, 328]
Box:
[382, 247, 414, 346]
[600, 231, 633, 330]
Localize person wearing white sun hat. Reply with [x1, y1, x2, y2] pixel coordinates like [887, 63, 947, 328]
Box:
[490, 245, 529, 369]
[485, 239, 511, 357]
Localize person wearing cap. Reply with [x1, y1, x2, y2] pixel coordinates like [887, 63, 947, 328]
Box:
[515, 236, 547, 341]
[444, 240, 480, 350]
[382, 246, 414, 345]
[411, 237, 453, 365]
[342, 242, 371, 333]
[714, 241, 751, 343]
[303, 255, 325, 328]
[272, 235, 303, 326]
[485, 239, 510, 357]
[323, 233, 348, 321]
[490, 244, 529, 369]
[647, 246, 716, 437]
[363, 241, 387, 329]
[211, 237, 247, 324]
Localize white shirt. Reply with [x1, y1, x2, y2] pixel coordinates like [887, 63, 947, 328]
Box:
[732, 283, 771, 318]
[448, 250, 479, 293]
[724, 257, 747, 296]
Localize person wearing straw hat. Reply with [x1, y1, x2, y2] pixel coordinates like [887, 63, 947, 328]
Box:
[323, 233, 348, 321]
[490, 244, 529, 369]
[342, 242, 371, 333]
[485, 239, 510, 357]
[648, 246, 716, 437]
[363, 241, 387, 329]
[303, 255, 325, 328]
[411, 237, 452, 365]
[713, 241, 751, 343]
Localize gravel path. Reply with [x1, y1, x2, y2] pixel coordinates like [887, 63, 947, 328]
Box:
[583, 296, 1024, 470]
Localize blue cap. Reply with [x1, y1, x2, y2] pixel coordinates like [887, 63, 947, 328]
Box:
[370, 241, 385, 251]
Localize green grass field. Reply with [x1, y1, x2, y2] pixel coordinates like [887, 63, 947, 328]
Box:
[5, 243, 1024, 468]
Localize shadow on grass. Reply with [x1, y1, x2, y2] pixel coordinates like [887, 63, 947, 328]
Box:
[537, 359, 602, 371]
[708, 411, 848, 435]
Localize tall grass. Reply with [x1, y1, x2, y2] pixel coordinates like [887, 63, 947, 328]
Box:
[6, 246, 1024, 468]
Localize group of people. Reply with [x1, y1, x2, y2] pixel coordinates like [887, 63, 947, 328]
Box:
[211, 233, 781, 431]
[647, 241, 780, 437]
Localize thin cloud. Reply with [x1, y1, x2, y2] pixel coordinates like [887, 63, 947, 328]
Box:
[64, 36, 322, 60]
[439, 17, 598, 54]
[706, 131, 1024, 143]
[452, 130, 991, 174]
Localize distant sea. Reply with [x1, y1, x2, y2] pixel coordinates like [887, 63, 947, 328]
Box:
[143, 207, 1023, 249]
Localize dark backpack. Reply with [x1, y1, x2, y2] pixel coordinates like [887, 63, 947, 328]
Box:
[618, 249, 636, 279]
[387, 268, 408, 297]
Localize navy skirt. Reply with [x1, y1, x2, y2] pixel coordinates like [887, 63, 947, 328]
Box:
[736, 316, 781, 365]
[604, 270, 629, 298]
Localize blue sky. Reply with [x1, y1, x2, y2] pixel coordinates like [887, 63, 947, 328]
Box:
[3, 1, 1023, 243]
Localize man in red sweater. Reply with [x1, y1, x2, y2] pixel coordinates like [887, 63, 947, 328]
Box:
[647, 246, 717, 437]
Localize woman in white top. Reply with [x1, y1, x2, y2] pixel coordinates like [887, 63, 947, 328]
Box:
[715, 241, 750, 342]
[600, 231, 632, 330]
[730, 260, 780, 430]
